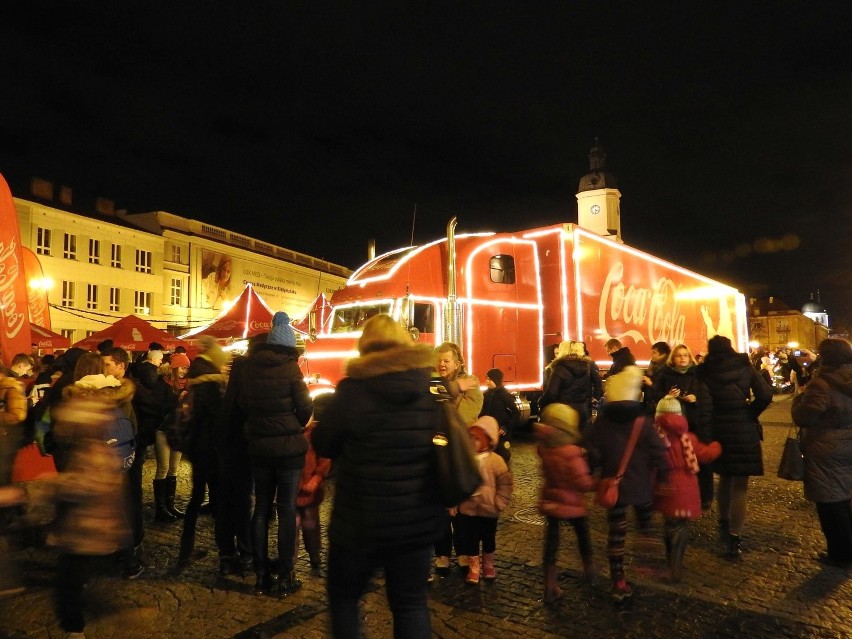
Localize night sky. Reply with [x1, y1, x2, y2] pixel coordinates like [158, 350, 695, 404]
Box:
[3, 3, 852, 327]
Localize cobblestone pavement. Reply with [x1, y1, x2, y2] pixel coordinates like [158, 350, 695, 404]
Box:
[2, 396, 851, 639]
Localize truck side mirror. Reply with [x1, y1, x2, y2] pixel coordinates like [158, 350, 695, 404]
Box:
[309, 328, 318, 342]
[409, 327, 420, 342]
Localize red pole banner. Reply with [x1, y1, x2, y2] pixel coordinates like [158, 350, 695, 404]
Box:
[22, 246, 52, 330]
[0, 173, 33, 366]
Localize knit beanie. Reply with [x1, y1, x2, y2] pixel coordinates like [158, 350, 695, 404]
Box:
[169, 353, 191, 369]
[268, 312, 296, 347]
[486, 368, 504, 386]
[707, 335, 735, 356]
[538, 403, 581, 445]
[604, 365, 643, 402]
[655, 396, 682, 416]
[197, 335, 228, 369]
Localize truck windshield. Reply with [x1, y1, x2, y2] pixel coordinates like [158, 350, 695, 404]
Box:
[330, 303, 393, 333]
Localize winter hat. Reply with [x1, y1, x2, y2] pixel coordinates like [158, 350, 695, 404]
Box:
[486, 368, 504, 386]
[268, 312, 296, 347]
[538, 403, 581, 445]
[707, 335, 735, 356]
[147, 350, 164, 364]
[358, 314, 411, 355]
[311, 392, 334, 422]
[470, 415, 499, 449]
[169, 353, 191, 369]
[655, 396, 682, 416]
[197, 335, 228, 369]
[604, 365, 643, 403]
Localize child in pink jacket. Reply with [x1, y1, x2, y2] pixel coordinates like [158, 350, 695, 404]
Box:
[534, 403, 597, 604]
[455, 416, 513, 584]
[653, 397, 722, 580]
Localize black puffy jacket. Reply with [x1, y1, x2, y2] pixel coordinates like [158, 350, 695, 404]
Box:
[238, 344, 311, 464]
[312, 343, 444, 551]
[695, 352, 772, 476]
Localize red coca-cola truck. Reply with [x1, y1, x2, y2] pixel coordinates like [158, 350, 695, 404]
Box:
[301, 219, 748, 402]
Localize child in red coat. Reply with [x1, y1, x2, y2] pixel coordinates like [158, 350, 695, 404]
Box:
[295, 395, 333, 574]
[534, 403, 597, 604]
[653, 397, 722, 580]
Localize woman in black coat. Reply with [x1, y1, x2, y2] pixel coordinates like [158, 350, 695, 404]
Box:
[652, 343, 714, 506]
[237, 313, 312, 596]
[540, 340, 602, 432]
[312, 314, 444, 639]
[791, 338, 852, 567]
[695, 335, 772, 558]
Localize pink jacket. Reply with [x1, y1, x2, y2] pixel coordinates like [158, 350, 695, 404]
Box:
[537, 443, 596, 519]
[653, 413, 721, 519]
[458, 451, 513, 518]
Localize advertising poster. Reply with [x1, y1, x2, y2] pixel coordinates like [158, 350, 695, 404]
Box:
[199, 248, 344, 316]
[0, 173, 33, 364]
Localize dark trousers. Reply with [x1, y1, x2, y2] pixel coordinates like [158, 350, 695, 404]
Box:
[251, 459, 301, 575]
[816, 500, 852, 562]
[327, 542, 432, 639]
[698, 464, 714, 505]
[434, 510, 455, 557]
[214, 453, 253, 559]
[181, 455, 217, 558]
[543, 515, 592, 566]
[454, 513, 497, 556]
[126, 445, 145, 546]
[54, 553, 94, 633]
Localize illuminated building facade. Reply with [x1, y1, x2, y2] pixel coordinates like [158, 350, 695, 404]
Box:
[14, 179, 350, 344]
[747, 296, 829, 353]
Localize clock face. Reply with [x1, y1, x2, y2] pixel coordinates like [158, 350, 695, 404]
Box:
[590, 204, 601, 215]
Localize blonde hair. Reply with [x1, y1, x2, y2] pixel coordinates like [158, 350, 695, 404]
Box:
[556, 340, 586, 359]
[357, 314, 412, 355]
[667, 343, 696, 367]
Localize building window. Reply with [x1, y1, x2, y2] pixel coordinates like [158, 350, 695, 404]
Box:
[111, 243, 122, 268]
[88, 239, 100, 264]
[63, 233, 77, 260]
[135, 249, 152, 274]
[87, 284, 98, 310]
[134, 291, 151, 315]
[109, 287, 120, 312]
[489, 255, 516, 284]
[170, 278, 182, 306]
[61, 281, 75, 307]
[60, 329, 74, 341]
[170, 245, 182, 263]
[36, 227, 51, 255]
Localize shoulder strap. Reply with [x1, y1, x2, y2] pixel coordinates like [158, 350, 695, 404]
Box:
[615, 417, 645, 478]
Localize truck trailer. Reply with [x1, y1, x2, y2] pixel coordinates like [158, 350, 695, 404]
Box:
[300, 219, 748, 400]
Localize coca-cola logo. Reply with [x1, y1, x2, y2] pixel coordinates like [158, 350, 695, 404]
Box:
[0, 238, 26, 339]
[599, 262, 685, 346]
[249, 320, 271, 330]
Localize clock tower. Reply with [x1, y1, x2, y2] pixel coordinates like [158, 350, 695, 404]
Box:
[576, 140, 622, 242]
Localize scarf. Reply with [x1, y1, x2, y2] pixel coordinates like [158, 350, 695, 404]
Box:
[680, 434, 699, 474]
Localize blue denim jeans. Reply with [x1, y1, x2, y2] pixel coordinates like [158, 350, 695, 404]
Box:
[327, 542, 432, 639]
[251, 459, 301, 576]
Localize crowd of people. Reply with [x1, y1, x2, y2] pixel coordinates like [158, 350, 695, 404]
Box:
[1, 323, 851, 638]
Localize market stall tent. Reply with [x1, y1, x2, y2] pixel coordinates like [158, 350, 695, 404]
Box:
[292, 293, 332, 337]
[179, 283, 274, 340]
[72, 314, 188, 353]
[31, 324, 70, 351]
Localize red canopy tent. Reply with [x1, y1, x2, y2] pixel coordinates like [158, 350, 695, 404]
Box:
[292, 293, 332, 337]
[72, 315, 188, 353]
[179, 283, 274, 340]
[31, 324, 71, 351]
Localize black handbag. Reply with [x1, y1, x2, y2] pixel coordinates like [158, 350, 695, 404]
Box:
[777, 425, 804, 481]
[432, 401, 482, 507]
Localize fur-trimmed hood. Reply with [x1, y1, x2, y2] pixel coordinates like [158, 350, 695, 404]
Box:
[346, 343, 436, 379]
[63, 375, 135, 405]
[185, 372, 227, 391]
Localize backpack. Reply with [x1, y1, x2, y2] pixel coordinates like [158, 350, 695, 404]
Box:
[106, 407, 136, 472]
[165, 391, 194, 452]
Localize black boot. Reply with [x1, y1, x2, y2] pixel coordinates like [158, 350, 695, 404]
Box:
[669, 521, 690, 581]
[153, 480, 178, 523]
[278, 569, 302, 595]
[164, 476, 184, 518]
[727, 534, 742, 560]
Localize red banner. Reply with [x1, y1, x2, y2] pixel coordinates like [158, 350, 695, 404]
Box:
[22, 246, 51, 330]
[0, 173, 33, 366]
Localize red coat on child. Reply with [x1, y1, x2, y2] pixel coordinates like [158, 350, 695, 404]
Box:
[653, 413, 721, 519]
[297, 421, 332, 508]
